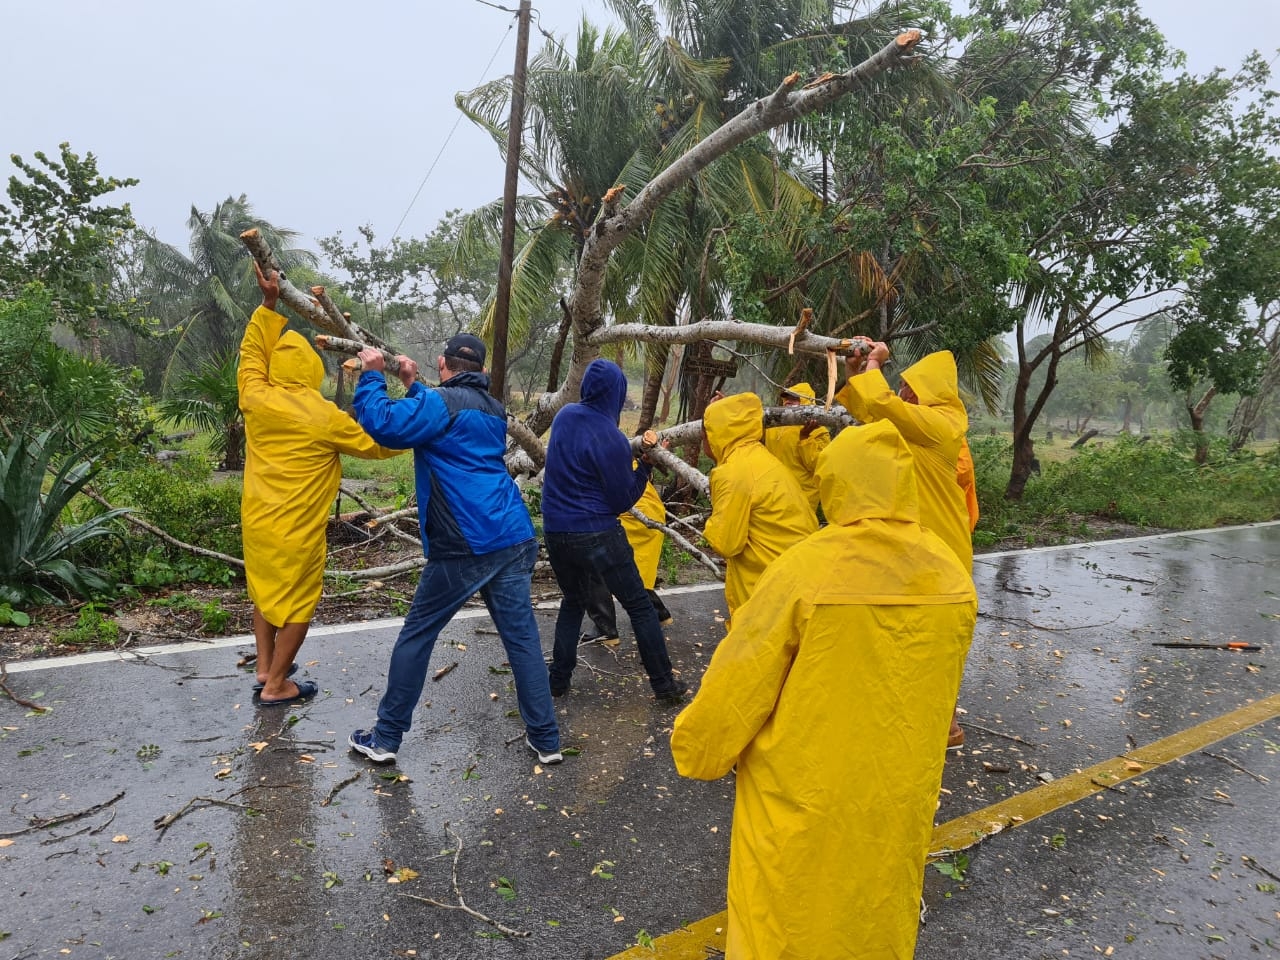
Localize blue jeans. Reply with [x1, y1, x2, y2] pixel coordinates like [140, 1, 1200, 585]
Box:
[545, 525, 678, 696]
[372, 539, 558, 753]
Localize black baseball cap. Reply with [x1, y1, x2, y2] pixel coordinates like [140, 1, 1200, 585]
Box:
[443, 333, 486, 366]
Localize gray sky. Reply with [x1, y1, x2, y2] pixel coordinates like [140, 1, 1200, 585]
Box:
[2, 0, 1276, 258]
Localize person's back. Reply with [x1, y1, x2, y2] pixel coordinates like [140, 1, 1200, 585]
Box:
[762, 382, 830, 515]
[353, 362, 532, 558]
[541, 359, 685, 704]
[542, 361, 649, 533]
[672, 420, 977, 958]
[836, 349, 972, 569]
[703, 392, 816, 618]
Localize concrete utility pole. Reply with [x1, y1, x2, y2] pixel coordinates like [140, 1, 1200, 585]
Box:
[490, 0, 531, 402]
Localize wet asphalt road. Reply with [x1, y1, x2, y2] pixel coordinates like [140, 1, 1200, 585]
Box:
[2, 523, 1278, 959]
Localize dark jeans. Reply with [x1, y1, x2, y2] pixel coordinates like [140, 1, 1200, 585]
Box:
[582, 575, 671, 635]
[372, 539, 558, 753]
[545, 525, 678, 696]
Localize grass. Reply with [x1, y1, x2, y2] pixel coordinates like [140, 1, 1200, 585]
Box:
[971, 431, 1280, 546]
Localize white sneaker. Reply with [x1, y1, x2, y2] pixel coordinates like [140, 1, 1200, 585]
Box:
[525, 735, 563, 765]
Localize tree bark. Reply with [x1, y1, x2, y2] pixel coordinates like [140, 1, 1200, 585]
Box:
[1187, 385, 1218, 465]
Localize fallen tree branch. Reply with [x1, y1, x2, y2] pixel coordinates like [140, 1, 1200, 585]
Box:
[83, 486, 243, 568]
[153, 795, 256, 840]
[1, 661, 50, 713]
[0, 790, 126, 839]
[960, 722, 1042, 748]
[399, 821, 530, 938]
[625, 507, 722, 580]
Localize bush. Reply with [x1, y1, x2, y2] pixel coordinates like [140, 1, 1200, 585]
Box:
[96, 457, 242, 586]
[969, 433, 1280, 538]
[0, 430, 129, 604]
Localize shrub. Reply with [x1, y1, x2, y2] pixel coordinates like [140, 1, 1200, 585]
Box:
[0, 430, 129, 604]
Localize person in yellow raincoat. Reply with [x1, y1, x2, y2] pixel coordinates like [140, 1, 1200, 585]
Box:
[703, 392, 816, 622]
[762, 382, 830, 518]
[671, 420, 977, 960]
[837, 342, 974, 746]
[238, 265, 401, 705]
[956, 438, 980, 532]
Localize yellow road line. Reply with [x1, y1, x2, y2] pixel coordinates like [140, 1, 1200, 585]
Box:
[608, 692, 1280, 959]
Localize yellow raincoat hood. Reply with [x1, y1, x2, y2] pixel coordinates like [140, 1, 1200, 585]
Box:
[703, 393, 815, 617]
[900, 350, 961, 411]
[703, 392, 762, 463]
[672, 418, 976, 959]
[835, 350, 972, 569]
[268, 330, 325, 391]
[783, 381, 816, 403]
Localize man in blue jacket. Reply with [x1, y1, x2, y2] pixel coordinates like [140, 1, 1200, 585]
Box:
[542, 359, 687, 704]
[346, 335, 561, 765]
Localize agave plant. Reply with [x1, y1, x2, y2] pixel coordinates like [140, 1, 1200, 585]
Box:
[0, 430, 131, 605]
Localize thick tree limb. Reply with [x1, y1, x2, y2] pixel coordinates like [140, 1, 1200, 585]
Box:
[240, 229, 391, 352]
[522, 30, 923, 435]
[505, 416, 546, 469]
[314, 335, 405, 376]
[588, 319, 870, 361]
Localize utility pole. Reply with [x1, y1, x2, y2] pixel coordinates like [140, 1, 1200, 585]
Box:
[490, 0, 531, 402]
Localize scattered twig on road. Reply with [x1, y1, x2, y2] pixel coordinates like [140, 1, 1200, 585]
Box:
[1202, 750, 1270, 784]
[321, 771, 363, 808]
[1090, 777, 1128, 795]
[432, 662, 459, 682]
[977, 611, 1120, 632]
[399, 821, 530, 938]
[0, 790, 126, 838]
[1243, 855, 1280, 883]
[1, 662, 50, 713]
[961, 722, 1042, 748]
[153, 796, 255, 839]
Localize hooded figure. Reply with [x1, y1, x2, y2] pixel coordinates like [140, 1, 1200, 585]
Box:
[763, 381, 831, 515]
[836, 350, 972, 570]
[703, 392, 815, 619]
[672, 420, 977, 959]
[542, 359, 686, 703]
[238, 303, 400, 700]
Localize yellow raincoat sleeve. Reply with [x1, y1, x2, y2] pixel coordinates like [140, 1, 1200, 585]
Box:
[797, 425, 830, 475]
[237, 306, 287, 411]
[326, 405, 403, 461]
[672, 579, 806, 780]
[704, 465, 750, 560]
[837, 370, 955, 450]
[957, 439, 979, 532]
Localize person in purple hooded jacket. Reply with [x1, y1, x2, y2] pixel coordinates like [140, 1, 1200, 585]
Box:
[542, 359, 688, 704]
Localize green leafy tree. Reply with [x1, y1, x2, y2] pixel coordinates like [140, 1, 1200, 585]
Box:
[0, 143, 138, 342]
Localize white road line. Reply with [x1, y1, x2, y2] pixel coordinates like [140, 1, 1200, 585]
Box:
[11, 521, 1274, 675]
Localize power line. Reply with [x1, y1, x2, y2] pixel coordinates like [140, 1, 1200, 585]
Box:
[388, 9, 517, 241]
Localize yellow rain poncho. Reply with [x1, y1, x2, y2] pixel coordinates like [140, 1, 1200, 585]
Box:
[672, 420, 977, 960]
[763, 381, 830, 513]
[957, 437, 979, 533]
[703, 393, 816, 619]
[238, 307, 400, 626]
[620, 477, 665, 589]
[836, 350, 972, 569]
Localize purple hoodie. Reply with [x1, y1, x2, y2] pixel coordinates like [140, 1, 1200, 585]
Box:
[541, 359, 652, 534]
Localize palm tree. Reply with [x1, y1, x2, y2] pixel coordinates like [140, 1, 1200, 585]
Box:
[157, 352, 244, 470]
[142, 196, 317, 388]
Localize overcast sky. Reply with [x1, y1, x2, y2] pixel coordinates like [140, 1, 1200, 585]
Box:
[2, 1, 1276, 259]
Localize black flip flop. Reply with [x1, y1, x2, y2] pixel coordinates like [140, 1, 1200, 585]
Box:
[257, 678, 318, 706]
[252, 661, 298, 692]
